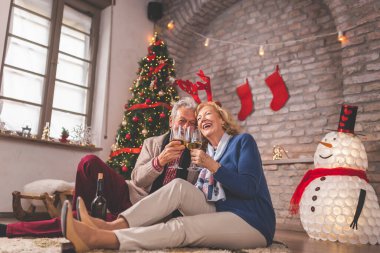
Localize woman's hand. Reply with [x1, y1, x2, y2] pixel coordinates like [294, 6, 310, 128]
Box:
[190, 149, 221, 173]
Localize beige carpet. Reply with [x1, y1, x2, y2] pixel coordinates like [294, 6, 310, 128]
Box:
[0, 237, 291, 253]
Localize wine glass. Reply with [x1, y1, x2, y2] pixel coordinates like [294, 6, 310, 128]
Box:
[185, 126, 203, 171]
[169, 125, 185, 169]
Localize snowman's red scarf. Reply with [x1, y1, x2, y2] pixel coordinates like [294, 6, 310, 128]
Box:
[289, 167, 368, 215]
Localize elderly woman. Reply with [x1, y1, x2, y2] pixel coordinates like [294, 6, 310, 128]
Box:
[61, 101, 275, 252]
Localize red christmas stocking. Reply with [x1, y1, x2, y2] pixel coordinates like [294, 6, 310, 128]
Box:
[236, 78, 254, 121]
[265, 65, 289, 111]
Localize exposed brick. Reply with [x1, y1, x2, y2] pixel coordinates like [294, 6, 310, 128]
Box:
[160, 0, 380, 224]
[343, 84, 362, 95]
[344, 72, 380, 85]
[367, 63, 380, 71]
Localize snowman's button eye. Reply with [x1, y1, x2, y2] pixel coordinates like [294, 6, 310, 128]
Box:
[320, 177, 326, 181]
[312, 196, 317, 201]
[311, 206, 315, 212]
[333, 138, 336, 141]
[315, 187, 320, 191]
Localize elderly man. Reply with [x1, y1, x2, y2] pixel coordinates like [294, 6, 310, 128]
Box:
[1, 97, 197, 238]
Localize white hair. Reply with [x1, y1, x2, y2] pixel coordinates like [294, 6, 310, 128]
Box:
[171, 97, 197, 119]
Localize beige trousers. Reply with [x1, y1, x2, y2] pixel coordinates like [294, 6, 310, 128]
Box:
[114, 178, 266, 250]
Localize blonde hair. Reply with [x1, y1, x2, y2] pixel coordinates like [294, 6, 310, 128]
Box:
[196, 101, 241, 135]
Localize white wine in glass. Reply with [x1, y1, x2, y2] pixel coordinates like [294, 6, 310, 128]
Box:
[170, 125, 185, 169]
[186, 127, 202, 171]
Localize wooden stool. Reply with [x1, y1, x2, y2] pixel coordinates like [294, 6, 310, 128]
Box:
[12, 190, 74, 221]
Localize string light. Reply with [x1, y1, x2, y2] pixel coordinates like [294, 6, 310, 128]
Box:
[338, 30, 348, 43]
[204, 37, 210, 47]
[259, 45, 265, 56]
[164, 19, 380, 53]
[167, 20, 175, 30]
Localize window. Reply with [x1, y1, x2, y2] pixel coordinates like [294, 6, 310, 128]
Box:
[0, 0, 101, 139]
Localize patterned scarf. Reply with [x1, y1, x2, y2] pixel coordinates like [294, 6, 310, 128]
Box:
[195, 133, 231, 201]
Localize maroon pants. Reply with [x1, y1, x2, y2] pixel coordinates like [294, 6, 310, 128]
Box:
[6, 155, 132, 237]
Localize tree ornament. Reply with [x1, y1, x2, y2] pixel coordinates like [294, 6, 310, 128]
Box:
[145, 98, 152, 104]
[0, 122, 5, 133]
[265, 65, 289, 111]
[132, 116, 139, 122]
[125, 133, 131, 140]
[72, 125, 93, 146]
[122, 165, 128, 172]
[140, 91, 144, 96]
[159, 112, 166, 118]
[236, 78, 254, 121]
[111, 143, 118, 151]
[150, 80, 155, 90]
[59, 127, 69, 143]
[158, 90, 165, 97]
[81, 126, 93, 146]
[21, 125, 32, 138]
[122, 120, 127, 126]
[169, 76, 176, 84]
[171, 97, 177, 106]
[41, 122, 50, 140]
[148, 117, 153, 123]
[142, 129, 148, 136]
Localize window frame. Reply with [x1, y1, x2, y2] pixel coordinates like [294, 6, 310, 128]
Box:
[0, 0, 101, 137]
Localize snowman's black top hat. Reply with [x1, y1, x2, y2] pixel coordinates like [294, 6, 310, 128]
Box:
[337, 104, 358, 134]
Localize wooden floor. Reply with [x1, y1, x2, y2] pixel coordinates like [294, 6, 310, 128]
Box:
[274, 229, 380, 253]
[1, 217, 380, 253]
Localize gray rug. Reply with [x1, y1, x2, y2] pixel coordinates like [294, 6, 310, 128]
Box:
[0, 238, 291, 253]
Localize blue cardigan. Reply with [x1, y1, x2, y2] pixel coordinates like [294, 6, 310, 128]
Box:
[213, 133, 276, 246]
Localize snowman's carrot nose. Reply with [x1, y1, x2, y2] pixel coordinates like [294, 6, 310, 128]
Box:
[319, 141, 332, 148]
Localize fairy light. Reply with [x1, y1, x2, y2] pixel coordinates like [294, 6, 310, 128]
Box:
[338, 30, 348, 43]
[204, 38, 210, 47]
[259, 45, 265, 56]
[169, 20, 374, 54]
[167, 20, 175, 30]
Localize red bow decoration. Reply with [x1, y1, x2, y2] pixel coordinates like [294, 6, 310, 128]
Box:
[153, 61, 166, 74]
[147, 53, 156, 61]
[175, 70, 213, 104]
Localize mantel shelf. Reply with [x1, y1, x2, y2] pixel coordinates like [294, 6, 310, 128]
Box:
[0, 132, 102, 152]
[263, 157, 314, 165]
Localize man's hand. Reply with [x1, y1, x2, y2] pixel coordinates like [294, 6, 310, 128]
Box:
[190, 149, 221, 173]
[157, 141, 185, 166]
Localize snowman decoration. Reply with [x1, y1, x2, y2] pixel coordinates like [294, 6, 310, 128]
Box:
[290, 105, 380, 245]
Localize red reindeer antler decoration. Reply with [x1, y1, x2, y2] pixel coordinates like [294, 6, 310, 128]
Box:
[175, 79, 201, 104]
[195, 70, 213, 102]
[175, 70, 212, 104]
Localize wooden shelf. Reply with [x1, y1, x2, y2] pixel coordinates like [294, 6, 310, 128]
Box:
[0, 132, 102, 152]
[263, 157, 314, 165]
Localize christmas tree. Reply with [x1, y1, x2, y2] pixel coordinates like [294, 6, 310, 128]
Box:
[107, 33, 179, 179]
